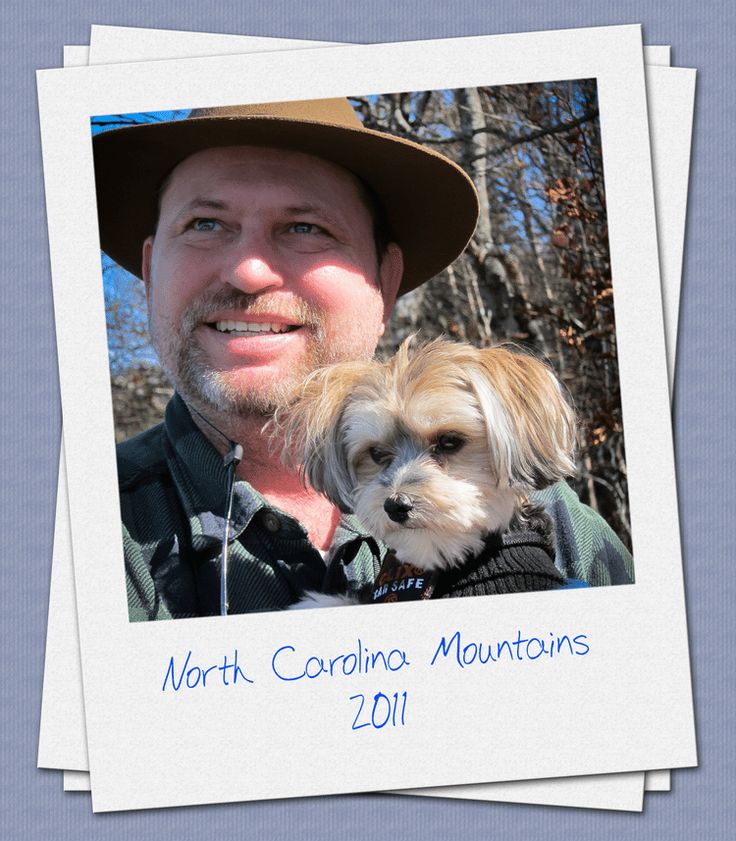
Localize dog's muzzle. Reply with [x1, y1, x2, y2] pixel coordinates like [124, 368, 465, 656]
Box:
[383, 493, 413, 523]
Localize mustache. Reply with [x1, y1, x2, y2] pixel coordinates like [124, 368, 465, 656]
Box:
[178, 289, 324, 333]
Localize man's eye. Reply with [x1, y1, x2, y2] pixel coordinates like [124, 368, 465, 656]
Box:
[434, 434, 465, 454]
[190, 218, 222, 232]
[288, 222, 323, 235]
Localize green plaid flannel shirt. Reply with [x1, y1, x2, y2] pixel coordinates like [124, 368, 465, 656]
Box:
[120, 394, 633, 622]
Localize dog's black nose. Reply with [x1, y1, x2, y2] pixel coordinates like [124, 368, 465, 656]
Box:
[384, 493, 413, 523]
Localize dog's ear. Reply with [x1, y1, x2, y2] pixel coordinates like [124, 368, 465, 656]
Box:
[467, 347, 577, 490]
[272, 361, 375, 512]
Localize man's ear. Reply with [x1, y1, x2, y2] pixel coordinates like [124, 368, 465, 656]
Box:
[378, 242, 403, 323]
[141, 236, 154, 296]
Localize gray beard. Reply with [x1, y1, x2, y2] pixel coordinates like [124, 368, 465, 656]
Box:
[175, 334, 326, 417]
[151, 288, 331, 418]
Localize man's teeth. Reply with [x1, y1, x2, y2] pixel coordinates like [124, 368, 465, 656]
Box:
[215, 320, 294, 334]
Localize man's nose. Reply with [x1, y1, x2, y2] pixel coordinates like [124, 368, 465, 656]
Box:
[224, 236, 284, 294]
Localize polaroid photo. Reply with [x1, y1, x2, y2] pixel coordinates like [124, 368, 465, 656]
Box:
[37, 25, 696, 812]
[40, 32, 695, 806]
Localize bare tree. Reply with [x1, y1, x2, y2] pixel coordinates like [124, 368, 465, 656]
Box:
[363, 82, 629, 546]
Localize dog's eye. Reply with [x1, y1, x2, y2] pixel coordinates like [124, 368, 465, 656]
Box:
[434, 434, 465, 453]
[369, 446, 392, 465]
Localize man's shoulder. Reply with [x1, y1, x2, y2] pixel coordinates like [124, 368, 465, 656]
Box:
[116, 422, 170, 492]
[531, 481, 634, 586]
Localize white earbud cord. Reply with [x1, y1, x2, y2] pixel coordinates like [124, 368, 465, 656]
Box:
[188, 404, 243, 616]
[220, 444, 243, 615]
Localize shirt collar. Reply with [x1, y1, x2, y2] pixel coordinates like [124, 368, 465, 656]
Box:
[161, 394, 380, 557]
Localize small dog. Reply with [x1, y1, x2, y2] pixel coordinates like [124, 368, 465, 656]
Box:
[277, 337, 576, 606]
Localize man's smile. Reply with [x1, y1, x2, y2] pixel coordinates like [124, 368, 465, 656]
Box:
[198, 314, 309, 362]
[212, 320, 301, 336]
[199, 308, 308, 343]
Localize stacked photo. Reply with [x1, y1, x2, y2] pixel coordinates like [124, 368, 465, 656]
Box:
[36, 23, 696, 813]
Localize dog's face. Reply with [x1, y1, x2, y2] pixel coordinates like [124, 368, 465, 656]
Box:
[278, 338, 576, 570]
[340, 365, 517, 569]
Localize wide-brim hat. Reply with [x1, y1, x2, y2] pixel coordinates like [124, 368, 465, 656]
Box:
[92, 98, 479, 296]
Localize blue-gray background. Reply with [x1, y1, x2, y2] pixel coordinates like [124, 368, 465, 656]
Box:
[1, 2, 731, 839]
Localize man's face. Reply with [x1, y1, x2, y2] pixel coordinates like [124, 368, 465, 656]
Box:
[142, 145, 402, 417]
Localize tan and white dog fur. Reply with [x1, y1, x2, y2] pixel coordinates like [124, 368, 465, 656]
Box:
[277, 337, 577, 604]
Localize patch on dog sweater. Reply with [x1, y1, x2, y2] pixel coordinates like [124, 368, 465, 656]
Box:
[365, 550, 439, 603]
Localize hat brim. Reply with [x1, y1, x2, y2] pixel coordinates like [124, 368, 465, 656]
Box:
[93, 115, 479, 295]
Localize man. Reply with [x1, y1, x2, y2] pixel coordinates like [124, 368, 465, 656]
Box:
[93, 98, 633, 621]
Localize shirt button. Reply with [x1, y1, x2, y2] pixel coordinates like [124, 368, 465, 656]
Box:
[262, 512, 281, 533]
